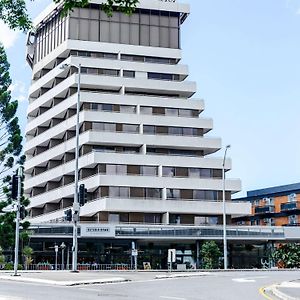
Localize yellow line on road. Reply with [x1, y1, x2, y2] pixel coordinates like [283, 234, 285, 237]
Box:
[259, 286, 274, 300]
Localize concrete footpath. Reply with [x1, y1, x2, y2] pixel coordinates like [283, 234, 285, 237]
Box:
[267, 280, 300, 300]
[0, 271, 210, 286]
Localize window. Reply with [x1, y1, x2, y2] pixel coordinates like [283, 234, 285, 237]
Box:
[140, 107, 152, 115]
[123, 70, 135, 78]
[106, 164, 127, 175]
[119, 105, 136, 114]
[168, 127, 182, 135]
[145, 188, 161, 198]
[163, 167, 175, 177]
[165, 108, 178, 116]
[109, 186, 129, 198]
[144, 125, 155, 134]
[200, 169, 212, 178]
[101, 104, 113, 111]
[167, 189, 180, 199]
[123, 124, 139, 133]
[141, 166, 157, 176]
[288, 193, 297, 202]
[193, 190, 205, 200]
[188, 168, 201, 178]
[93, 122, 116, 132]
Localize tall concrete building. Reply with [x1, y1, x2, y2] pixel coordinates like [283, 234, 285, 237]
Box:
[24, 0, 252, 266]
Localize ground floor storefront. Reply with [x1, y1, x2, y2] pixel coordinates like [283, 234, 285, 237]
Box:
[24, 237, 273, 270]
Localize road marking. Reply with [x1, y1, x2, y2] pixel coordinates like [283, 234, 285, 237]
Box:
[259, 287, 274, 300]
[0, 296, 24, 300]
[232, 276, 268, 283]
[160, 297, 186, 300]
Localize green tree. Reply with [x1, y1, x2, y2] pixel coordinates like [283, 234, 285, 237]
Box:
[200, 241, 222, 269]
[272, 243, 300, 269]
[22, 245, 33, 270]
[1, 0, 139, 31]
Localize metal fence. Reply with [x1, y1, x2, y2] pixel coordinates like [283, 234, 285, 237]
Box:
[26, 263, 132, 271]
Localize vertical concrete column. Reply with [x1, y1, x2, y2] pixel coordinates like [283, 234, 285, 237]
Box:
[117, 51, 121, 60]
[162, 212, 169, 224]
[120, 68, 123, 77]
[141, 144, 147, 155]
[162, 187, 167, 200]
[158, 165, 163, 177]
[120, 85, 125, 95]
[139, 124, 143, 134]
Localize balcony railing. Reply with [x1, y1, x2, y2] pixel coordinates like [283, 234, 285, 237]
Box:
[254, 205, 275, 214]
[281, 201, 300, 212]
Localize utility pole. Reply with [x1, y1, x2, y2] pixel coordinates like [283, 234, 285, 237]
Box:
[13, 167, 23, 276]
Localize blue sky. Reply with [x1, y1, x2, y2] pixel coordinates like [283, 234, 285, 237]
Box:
[1, 0, 300, 197]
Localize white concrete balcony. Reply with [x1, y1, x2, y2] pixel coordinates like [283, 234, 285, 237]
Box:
[26, 106, 212, 136]
[24, 151, 236, 191]
[25, 143, 231, 174]
[27, 168, 241, 208]
[28, 197, 250, 224]
[30, 55, 190, 95]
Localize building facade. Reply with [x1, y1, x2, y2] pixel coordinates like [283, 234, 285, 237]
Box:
[233, 183, 300, 226]
[23, 0, 255, 268]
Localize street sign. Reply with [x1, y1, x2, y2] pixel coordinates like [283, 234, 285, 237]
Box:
[55, 245, 59, 253]
[132, 249, 138, 257]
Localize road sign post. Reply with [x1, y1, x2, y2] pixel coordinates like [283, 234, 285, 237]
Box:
[168, 249, 176, 273]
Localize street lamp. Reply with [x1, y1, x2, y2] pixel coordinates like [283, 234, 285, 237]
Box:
[60, 62, 81, 272]
[222, 144, 230, 270]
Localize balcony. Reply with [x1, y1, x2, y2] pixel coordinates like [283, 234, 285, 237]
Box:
[254, 205, 275, 214]
[281, 201, 300, 212]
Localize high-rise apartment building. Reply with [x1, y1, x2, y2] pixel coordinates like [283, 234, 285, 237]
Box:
[24, 1, 252, 267]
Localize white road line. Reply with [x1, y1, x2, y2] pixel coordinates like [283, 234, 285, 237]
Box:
[0, 296, 24, 300]
[160, 296, 186, 300]
[232, 276, 268, 283]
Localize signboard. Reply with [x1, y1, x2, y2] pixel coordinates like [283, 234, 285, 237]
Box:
[168, 249, 176, 263]
[131, 249, 138, 257]
[80, 224, 115, 238]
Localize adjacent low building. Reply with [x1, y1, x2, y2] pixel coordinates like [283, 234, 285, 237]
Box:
[233, 183, 300, 226]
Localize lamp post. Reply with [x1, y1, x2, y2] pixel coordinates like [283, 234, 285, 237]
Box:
[222, 145, 230, 270]
[60, 63, 81, 272]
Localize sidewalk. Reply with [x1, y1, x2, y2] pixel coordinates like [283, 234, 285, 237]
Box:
[268, 280, 300, 300]
[0, 270, 210, 286]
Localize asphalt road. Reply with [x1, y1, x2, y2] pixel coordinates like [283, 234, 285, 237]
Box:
[0, 271, 299, 300]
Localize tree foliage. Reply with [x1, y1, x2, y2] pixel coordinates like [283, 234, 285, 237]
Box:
[200, 241, 222, 269]
[272, 243, 300, 268]
[0, 44, 27, 250]
[0, 0, 139, 31]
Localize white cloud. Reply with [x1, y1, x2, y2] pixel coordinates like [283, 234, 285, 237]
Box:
[0, 21, 20, 49]
[9, 81, 27, 103]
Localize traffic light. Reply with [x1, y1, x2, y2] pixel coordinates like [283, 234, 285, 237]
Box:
[64, 209, 72, 222]
[20, 205, 26, 220]
[10, 175, 18, 199]
[79, 184, 87, 206]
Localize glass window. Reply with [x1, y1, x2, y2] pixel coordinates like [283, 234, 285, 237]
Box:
[123, 70, 135, 78]
[168, 127, 182, 135]
[120, 187, 129, 198]
[119, 105, 136, 113]
[104, 123, 116, 131]
[200, 169, 212, 178]
[123, 124, 139, 133]
[101, 104, 113, 111]
[145, 188, 161, 199]
[141, 166, 157, 176]
[144, 125, 155, 134]
[163, 167, 175, 177]
[106, 165, 117, 175]
[179, 109, 193, 117]
[140, 107, 152, 115]
[193, 190, 205, 200]
[188, 168, 201, 178]
[165, 108, 178, 116]
[167, 189, 180, 199]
